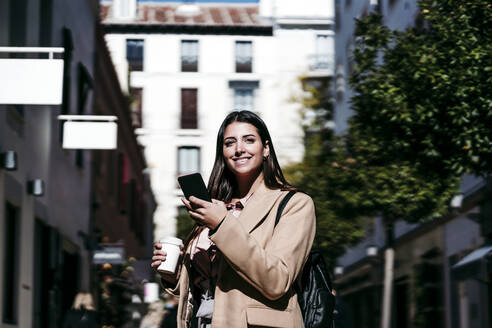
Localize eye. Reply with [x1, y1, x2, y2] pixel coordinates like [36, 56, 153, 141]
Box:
[246, 138, 255, 143]
[224, 141, 235, 147]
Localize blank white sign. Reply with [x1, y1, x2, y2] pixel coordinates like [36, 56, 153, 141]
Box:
[63, 121, 118, 149]
[0, 58, 64, 105]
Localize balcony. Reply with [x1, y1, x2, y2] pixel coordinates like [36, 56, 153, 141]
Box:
[307, 54, 334, 76]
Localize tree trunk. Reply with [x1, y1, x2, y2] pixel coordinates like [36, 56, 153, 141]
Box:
[381, 220, 394, 328]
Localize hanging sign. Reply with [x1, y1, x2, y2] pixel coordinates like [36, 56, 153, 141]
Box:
[0, 47, 64, 105]
[93, 245, 125, 264]
[58, 115, 118, 149]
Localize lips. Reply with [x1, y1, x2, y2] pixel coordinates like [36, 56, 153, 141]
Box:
[233, 157, 251, 164]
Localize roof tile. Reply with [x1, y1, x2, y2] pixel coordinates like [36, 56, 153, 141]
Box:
[100, 3, 266, 26]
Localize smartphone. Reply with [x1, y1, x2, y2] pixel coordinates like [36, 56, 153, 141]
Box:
[177, 173, 212, 203]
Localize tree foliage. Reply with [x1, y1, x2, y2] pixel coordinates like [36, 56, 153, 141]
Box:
[350, 1, 492, 177]
[286, 0, 492, 263]
[284, 78, 365, 268]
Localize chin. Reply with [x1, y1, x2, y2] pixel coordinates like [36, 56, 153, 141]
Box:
[233, 166, 262, 177]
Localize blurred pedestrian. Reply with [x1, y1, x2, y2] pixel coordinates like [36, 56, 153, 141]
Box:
[139, 301, 165, 328]
[62, 292, 100, 328]
[332, 288, 353, 328]
[160, 294, 178, 328]
[151, 110, 316, 327]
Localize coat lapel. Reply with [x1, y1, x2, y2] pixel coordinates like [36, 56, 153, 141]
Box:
[238, 179, 283, 233]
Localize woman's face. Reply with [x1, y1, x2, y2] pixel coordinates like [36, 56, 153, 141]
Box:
[223, 122, 269, 179]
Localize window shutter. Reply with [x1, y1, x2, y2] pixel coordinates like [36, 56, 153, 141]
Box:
[181, 88, 198, 129]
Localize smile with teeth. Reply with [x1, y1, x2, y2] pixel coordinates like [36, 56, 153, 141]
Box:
[233, 157, 251, 164]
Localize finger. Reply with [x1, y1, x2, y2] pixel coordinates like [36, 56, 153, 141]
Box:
[153, 249, 167, 256]
[152, 255, 166, 262]
[189, 196, 210, 208]
[189, 210, 204, 222]
[154, 242, 162, 249]
[181, 197, 192, 210]
[195, 207, 207, 215]
[151, 261, 161, 268]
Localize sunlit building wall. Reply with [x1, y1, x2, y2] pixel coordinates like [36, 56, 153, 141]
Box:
[101, 0, 335, 240]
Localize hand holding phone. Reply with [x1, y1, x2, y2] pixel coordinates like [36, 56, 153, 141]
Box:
[177, 173, 212, 204]
[178, 173, 227, 229]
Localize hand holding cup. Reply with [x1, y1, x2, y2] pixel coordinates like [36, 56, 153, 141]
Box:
[151, 237, 184, 282]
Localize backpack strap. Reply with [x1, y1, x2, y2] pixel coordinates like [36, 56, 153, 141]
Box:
[275, 190, 297, 227]
[274, 190, 302, 294]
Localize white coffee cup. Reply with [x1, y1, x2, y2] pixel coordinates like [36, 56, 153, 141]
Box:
[157, 236, 183, 274]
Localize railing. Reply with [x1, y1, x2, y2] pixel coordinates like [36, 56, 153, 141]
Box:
[308, 54, 334, 73]
[0, 46, 64, 58]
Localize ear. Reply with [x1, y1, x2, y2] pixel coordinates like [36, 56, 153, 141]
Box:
[263, 140, 270, 158]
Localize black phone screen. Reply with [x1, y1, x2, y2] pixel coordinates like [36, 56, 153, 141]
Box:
[177, 173, 212, 203]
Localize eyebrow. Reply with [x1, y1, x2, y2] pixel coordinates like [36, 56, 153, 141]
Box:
[224, 134, 256, 141]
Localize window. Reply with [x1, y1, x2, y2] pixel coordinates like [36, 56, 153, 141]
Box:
[129, 87, 143, 127]
[312, 35, 331, 70]
[181, 40, 199, 72]
[178, 147, 200, 175]
[126, 39, 144, 71]
[181, 88, 198, 129]
[3, 202, 20, 324]
[235, 41, 252, 73]
[234, 89, 254, 111]
[229, 80, 259, 112]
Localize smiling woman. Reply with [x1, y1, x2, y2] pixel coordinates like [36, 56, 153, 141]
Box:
[222, 122, 269, 194]
[151, 110, 316, 328]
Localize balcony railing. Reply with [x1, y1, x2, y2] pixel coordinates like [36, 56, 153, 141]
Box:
[308, 54, 334, 74]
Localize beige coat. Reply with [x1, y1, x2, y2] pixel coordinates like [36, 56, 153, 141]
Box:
[166, 178, 316, 328]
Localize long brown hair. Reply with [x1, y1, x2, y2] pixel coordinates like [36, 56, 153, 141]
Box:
[184, 110, 293, 249]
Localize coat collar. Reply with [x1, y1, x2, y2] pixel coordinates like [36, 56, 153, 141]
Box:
[237, 175, 283, 233]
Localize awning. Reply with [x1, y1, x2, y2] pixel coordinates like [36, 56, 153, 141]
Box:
[452, 245, 492, 281]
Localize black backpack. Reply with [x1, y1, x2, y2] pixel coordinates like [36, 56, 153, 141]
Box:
[275, 191, 336, 328]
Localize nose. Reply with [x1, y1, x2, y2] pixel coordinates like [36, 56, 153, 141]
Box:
[235, 141, 245, 155]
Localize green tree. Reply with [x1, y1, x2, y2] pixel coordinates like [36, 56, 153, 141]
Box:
[285, 77, 365, 269]
[346, 1, 491, 325]
[176, 208, 194, 242]
[350, 1, 492, 177]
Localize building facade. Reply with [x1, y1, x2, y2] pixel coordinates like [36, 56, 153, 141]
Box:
[100, 0, 335, 240]
[0, 0, 155, 327]
[92, 23, 156, 276]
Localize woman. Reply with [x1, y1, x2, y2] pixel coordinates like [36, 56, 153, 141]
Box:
[62, 292, 100, 328]
[152, 110, 316, 328]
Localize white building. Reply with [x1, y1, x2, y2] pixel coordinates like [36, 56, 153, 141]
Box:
[100, 0, 335, 239]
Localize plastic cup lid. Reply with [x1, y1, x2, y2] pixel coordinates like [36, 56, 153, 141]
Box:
[160, 236, 183, 246]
